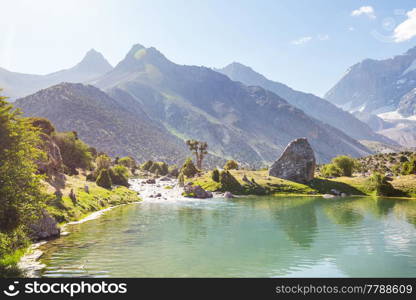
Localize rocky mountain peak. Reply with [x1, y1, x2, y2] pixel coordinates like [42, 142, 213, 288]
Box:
[75, 49, 113, 74]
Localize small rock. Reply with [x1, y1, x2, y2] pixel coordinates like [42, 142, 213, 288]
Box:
[341, 193, 347, 197]
[146, 178, 156, 184]
[155, 193, 162, 198]
[183, 185, 213, 199]
[323, 194, 335, 198]
[330, 189, 341, 196]
[84, 185, 90, 194]
[159, 176, 171, 181]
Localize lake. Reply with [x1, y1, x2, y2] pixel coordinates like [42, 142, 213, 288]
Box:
[39, 196, 416, 277]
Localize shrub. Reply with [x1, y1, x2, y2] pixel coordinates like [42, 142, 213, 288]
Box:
[95, 154, 112, 171]
[367, 172, 395, 196]
[321, 163, 342, 178]
[219, 171, 242, 193]
[211, 168, 220, 182]
[168, 165, 179, 177]
[224, 160, 239, 170]
[27, 117, 55, 136]
[118, 156, 136, 169]
[53, 132, 93, 174]
[332, 155, 355, 177]
[141, 160, 154, 171]
[96, 169, 112, 189]
[180, 158, 199, 177]
[109, 165, 129, 187]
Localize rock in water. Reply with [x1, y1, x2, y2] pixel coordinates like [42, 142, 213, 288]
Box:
[269, 138, 316, 183]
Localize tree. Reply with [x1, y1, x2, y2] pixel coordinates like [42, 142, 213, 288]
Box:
[96, 169, 112, 189]
[0, 90, 46, 254]
[224, 160, 239, 170]
[186, 140, 208, 170]
[109, 165, 130, 187]
[118, 156, 136, 169]
[367, 172, 395, 196]
[95, 154, 112, 171]
[141, 160, 154, 171]
[332, 155, 355, 177]
[180, 158, 199, 177]
[321, 164, 342, 178]
[53, 132, 93, 174]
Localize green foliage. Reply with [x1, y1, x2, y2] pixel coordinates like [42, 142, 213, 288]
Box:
[141, 160, 154, 171]
[148, 161, 169, 176]
[168, 165, 179, 177]
[180, 158, 199, 177]
[224, 160, 239, 170]
[27, 117, 55, 136]
[332, 155, 355, 177]
[109, 165, 130, 187]
[321, 163, 342, 178]
[0, 91, 46, 270]
[95, 154, 112, 171]
[211, 168, 220, 182]
[367, 172, 395, 196]
[219, 170, 242, 193]
[118, 156, 136, 169]
[96, 169, 112, 189]
[53, 131, 93, 174]
[401, 157, 416, 175]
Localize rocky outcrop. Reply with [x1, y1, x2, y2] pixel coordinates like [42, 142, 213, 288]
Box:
[36, 133, 63, 175]
[183, 183, 213, 199]
[30, 209, 60, 240]
[269, 138, 316, 183]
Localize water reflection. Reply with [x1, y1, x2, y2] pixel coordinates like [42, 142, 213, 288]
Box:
[40, 197, 416, 277]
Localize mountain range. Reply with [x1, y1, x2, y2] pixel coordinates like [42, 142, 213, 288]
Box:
[325, 46, 416, 148]
[0, 49, 112, 100]
[6, 43, 390, 166]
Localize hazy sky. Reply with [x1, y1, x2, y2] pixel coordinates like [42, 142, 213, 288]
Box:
[2, 0, 416, 96]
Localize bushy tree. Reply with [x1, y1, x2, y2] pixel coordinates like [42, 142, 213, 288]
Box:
[211, 168, 220, 182]
[141, 160, 154, 171]
[180, 158, 199, 177]
[95, 154, 112, 171]
[332, 155, 355, 177]
[118, 156, 136, 169]
[224, 160, 239, 170]
[27, 117, 55, 136]
[0, 91, 46, 255]
[186, 140, 208, 169]
[367, 172, 395, 196]
[53, 132, 93, 174]
[96, 168, 112, 189]
[321, 163, 342, 178]
[109, 165, 129, 187]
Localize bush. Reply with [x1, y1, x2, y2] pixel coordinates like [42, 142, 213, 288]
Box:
[95, 154, 112, 171]
[401, 157, 415, 175]
[332, 155, 355, 177]
[168, 165, 179, 177]
[211, 168, 220, 182]
[321, 163, 342, 178]
[141, 160, 154, 171]
[109, 165, 129, 187]
[118, 156, 136, 169]
[224, 160, 239, 170]
[180, 158, 199, 177]
[27, 117, 55, 136]
[53, 132, 93, 174]
[367, 172, 395, 196]
[220, 171, 242, 193]
[96, 169, 112, 189]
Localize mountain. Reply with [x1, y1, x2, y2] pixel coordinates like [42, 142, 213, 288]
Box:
[325, 46, 416, 115]
[93, 44, 372, 165]
[0, 49, 112, 100]
[14, 83, 187, 164]
[216, 62, 392, 144]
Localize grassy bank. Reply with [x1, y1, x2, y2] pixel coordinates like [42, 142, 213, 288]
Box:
[44, 174, 140, 223]
[187, 170, 416, 198]
[1, 174, 140, 278]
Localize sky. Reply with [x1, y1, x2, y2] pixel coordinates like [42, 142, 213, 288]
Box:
[2, 0, 416, 96]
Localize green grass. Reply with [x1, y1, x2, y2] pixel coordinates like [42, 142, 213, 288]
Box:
[0, 248, 26, 278]
[187, 170, 416, 198]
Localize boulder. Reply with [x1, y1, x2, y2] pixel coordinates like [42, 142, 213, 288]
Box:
[145, 178, 156, 184]
[30, 209, 60, 240]
[159, 176, 171, 181]
[183, 185, 213, 199]
[330, 189, 341, 196]
[269, 138, 316, 183]
[224, 191, 235, 198]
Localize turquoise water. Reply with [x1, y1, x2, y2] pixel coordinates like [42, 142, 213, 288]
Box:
[40, 196, 416, 277]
